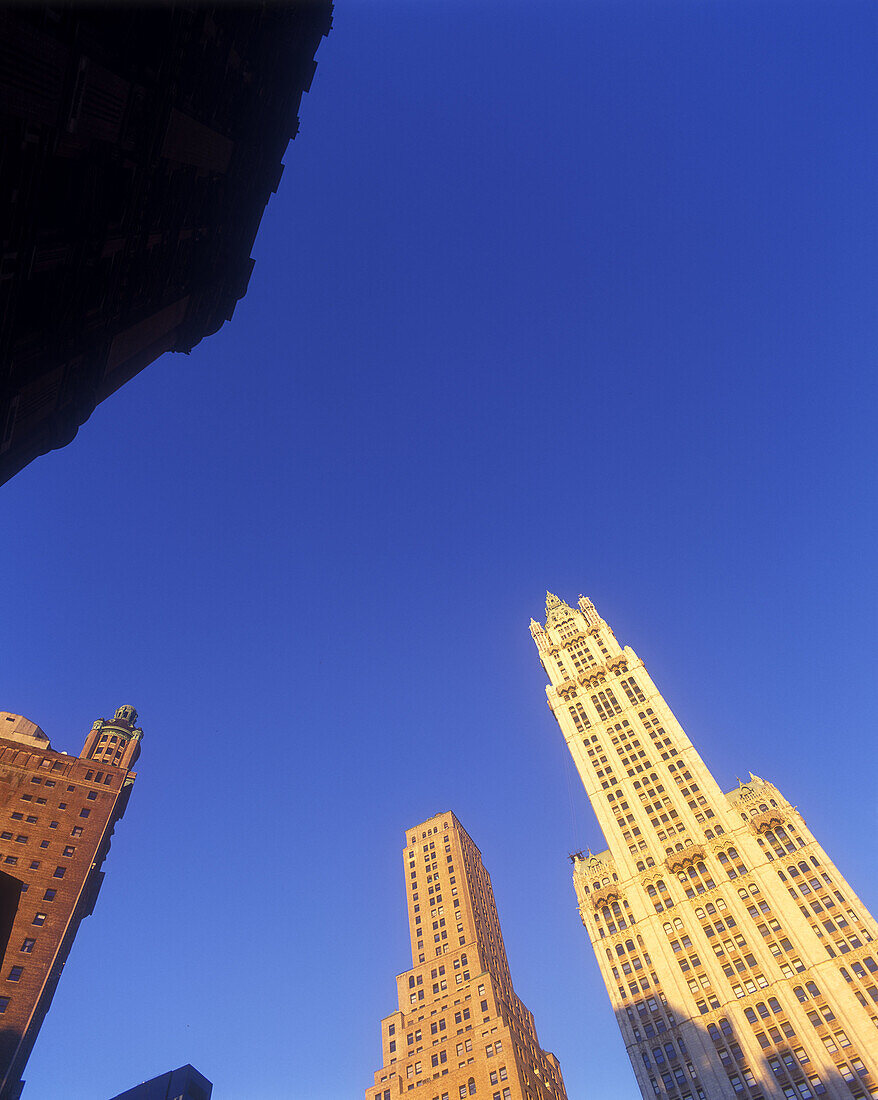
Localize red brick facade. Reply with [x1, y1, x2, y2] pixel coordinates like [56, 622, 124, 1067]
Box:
[0, 707, 140, 1099]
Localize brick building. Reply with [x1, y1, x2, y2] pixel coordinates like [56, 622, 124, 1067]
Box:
[366, 812, 568, 1100]
[532, 592, 878, 1100]
[0, 4, 331, 485]
[0, 706, 141, 1099]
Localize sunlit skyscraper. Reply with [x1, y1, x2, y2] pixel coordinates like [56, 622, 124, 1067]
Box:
[531, 592, 877, 1100]
[366, 811, 568, 1100]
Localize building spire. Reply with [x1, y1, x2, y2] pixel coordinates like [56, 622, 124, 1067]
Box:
[578, 594, 601, 628]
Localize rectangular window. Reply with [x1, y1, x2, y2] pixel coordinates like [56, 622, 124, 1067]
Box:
[7, 967, 22, 982]
[20, 939, 34, 954]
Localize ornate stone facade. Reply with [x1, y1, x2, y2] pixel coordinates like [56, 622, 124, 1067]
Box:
[532, 594, 878, 1100]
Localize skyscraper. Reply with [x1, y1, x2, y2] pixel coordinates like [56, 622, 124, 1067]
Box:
[531, 592, 878, 1100]
[366, 812, 568, 1100]
[0, 706, 141, 1099]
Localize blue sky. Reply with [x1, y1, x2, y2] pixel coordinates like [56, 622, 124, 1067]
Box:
[2, 1, 876, 1097]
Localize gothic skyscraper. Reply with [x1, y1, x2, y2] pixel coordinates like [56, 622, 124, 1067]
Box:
[531, 593, 877, 1100]
[365, 811, 568, 1100]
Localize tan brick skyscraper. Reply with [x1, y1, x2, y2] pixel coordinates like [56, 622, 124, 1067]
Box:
[0, 706, 141, 1099]
[532, 592, 878, 1100]
[366, 812, 568, 1100]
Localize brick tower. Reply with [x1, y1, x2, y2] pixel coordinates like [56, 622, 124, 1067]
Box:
[366, 812, 568, 1100]
[0, 706, 141, 1098]
[531, 592, 878, 1100]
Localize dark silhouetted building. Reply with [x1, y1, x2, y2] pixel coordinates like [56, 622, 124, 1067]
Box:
[0, 706, 142, 1099]
[0, 4, 332, 486]
[108, 1063, 212, 1100]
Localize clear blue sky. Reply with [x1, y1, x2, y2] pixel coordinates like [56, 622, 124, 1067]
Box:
[2, 2, 876, 1097]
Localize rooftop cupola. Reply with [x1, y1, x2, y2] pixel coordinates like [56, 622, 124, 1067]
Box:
[81, 706, 142, 769]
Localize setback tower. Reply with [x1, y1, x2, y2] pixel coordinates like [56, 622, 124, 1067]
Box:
[531, 592, 878, 1100]
[366, 812, 568, 1100]
[0, 706, 141, 1099]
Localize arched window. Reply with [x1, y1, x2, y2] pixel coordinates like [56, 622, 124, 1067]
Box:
[767, 998, 781, 1014]
[616, 944, 625, 957]
[468, 1078, 476, 1095]
[806, 982, 820, 997]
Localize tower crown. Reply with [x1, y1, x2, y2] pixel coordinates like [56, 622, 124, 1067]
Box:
[81, 705, 142, 768]
[113, 705, 138, 727]
[544, 591, 577, 628]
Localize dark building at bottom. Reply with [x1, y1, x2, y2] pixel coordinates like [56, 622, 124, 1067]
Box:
[0, 4, 332, 486]
[0, 707, 141, 1099]
[108, 1064, 212, 1100]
